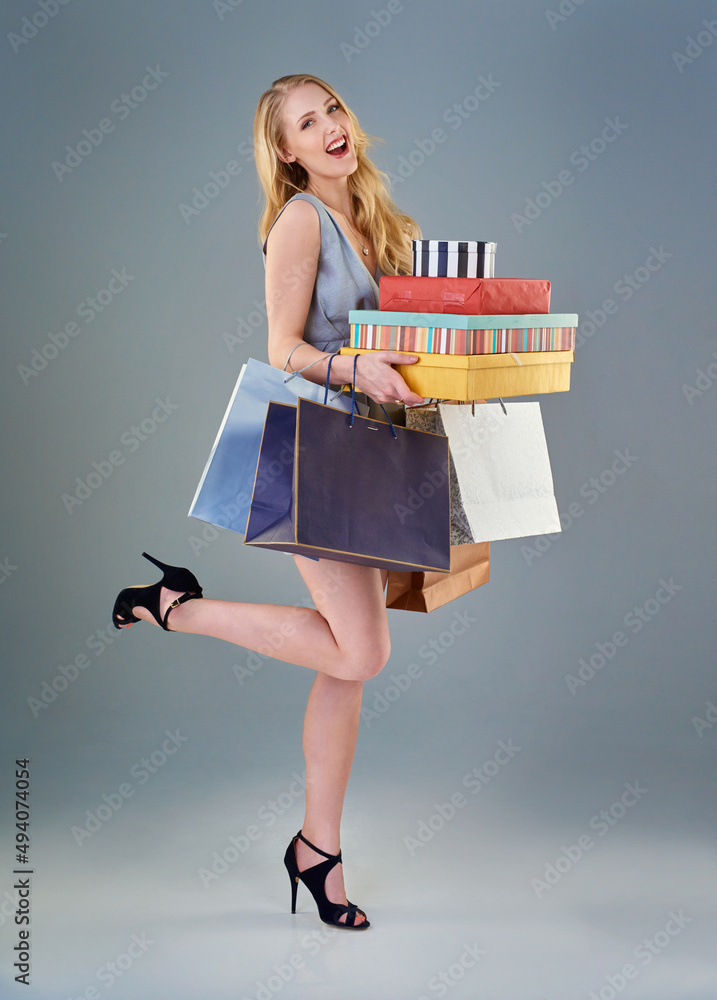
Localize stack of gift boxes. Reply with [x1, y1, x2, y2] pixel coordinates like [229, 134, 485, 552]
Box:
[341, 240, 578, 401]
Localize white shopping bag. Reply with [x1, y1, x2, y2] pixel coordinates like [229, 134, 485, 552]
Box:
[189, 358, 360, 535]
[438, 401, 561, 542]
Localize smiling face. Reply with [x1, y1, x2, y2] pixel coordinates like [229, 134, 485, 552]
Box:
[278, 81, 358, 185]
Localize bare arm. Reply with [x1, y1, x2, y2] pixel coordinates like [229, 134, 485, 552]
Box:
[264, 200, 423, 405]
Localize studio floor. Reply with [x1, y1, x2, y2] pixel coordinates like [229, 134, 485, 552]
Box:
[11, 769, 716, 1000]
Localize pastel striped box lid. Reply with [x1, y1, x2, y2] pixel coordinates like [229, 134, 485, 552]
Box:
[350, 310, 577, 330]
[348, 311, 578, 356]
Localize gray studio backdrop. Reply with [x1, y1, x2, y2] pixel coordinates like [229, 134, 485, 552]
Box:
[2, 1, 716, 998]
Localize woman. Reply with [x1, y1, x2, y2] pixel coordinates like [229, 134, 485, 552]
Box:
[113, 74, 423, 930]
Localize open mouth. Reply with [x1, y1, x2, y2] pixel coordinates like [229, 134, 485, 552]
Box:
[326, 135, 348, 156]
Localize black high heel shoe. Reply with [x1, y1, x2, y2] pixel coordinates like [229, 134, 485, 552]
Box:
[112, 552, 203, 631]
[284, 830, 370, 930]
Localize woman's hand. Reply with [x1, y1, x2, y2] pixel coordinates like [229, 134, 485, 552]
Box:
[350, 351, 425, 406]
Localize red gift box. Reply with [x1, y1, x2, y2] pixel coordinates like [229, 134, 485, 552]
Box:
[379, 276, 551, 315]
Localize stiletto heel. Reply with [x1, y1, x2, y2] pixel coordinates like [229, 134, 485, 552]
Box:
[288, 862, 299, 915]
[283, 830, 370, 930]
[112, 552, 203, 631]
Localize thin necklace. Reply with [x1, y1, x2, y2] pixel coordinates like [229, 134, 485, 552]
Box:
[347, 218, 370, 256]
[335, 208, 369, 256]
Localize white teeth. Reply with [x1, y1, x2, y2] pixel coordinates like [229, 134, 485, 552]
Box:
[327, 136, 346, 152]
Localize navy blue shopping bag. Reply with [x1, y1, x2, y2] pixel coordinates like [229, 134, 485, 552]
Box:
[244, 398, 451, 572]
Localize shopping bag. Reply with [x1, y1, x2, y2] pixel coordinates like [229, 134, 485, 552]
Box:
[386, 541, 490, 612]
[244, 398, 451, 572]
[438, 401, 560, 542]
[188, 358, 359, 536]
[405, 404, 474, 545]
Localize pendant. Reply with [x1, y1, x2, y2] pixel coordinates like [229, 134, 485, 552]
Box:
[362, 247, 369, 255]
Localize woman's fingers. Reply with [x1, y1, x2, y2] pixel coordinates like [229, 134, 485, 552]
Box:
[397, 388, 426, 406]
[388, 367, 425, 406]
[353, 353, 425, 405]
[378, 353, 425, 404]
[380, 352, 419, 366]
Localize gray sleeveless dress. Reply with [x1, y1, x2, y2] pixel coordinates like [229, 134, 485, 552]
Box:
[262, 192, 383, 353]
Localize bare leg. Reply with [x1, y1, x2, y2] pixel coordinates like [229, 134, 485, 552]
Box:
[294, 672, 365, 923]
[290, 556, 388, 925]
[134, 554, 390, 925]
[134, 557, 389, 681]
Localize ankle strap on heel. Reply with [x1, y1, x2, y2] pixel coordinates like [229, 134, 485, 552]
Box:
[297, 830, 341, 863]
[161, 591, 202, 631]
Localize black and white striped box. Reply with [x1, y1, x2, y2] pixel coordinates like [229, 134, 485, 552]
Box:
[412, 240, 496, 278]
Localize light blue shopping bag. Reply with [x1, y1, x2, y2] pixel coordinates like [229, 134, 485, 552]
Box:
[189, 358, 358, 535]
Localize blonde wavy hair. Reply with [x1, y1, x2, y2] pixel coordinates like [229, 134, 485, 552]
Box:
[253, 74, 420, 276]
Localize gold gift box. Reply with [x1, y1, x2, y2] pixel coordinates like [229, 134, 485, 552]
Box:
[340, 347, 573, 401]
